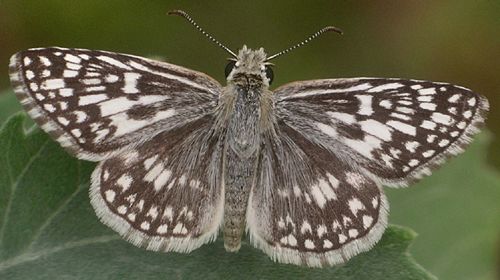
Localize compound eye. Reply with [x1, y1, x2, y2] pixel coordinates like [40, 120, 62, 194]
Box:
[224, 61, 236, 78]
[265, 65, 274, 85]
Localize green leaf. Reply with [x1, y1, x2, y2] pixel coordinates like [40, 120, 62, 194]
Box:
[0, 114, 434, 279]
[387, 132, 500, 280]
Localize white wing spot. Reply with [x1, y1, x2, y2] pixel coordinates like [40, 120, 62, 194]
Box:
[348, 229, 359, 238]
[43, 104, 56, 113]
[379, 100, 392, 109]
[367, 82, 404, 92]
[301, 221, 312, 234]
[448, 94, 461, 103]
[356, 95, 374, 116]
[318, 178, 337, 200]
[157, 224, 168, 234]
[42, 79, 65, 90]
[30, 82, 39, 91]
[417, 95, 433, 102]
[144, 163, 164, 182]
[395, 106, 415, 115]
[154, 169, 172, 191]
[97, 55, 132, 70]
[41, 70, 51, 78]
[74, 111, 88, 123]
[408, 159, 420, 167]
[338, 234, 347, 244]
[117, 205, 127, 214]
[317, 224, 327, 238]
[122, 72, 141, 94]
[431, 112, 453, 125]
[418, 88, 436, 95]
[144, 155, 158, 170]
[25, 70, 35, 80]
[438, 139, 450, 147]
[105, 74, 119, 83]
[405, 141, 420, 153]
[63, 70, 79, 78]
[163, 206, 173, 221]
[448, 107, 458, 115]
[387, 120, 417, 136]
[127, 213, 136, 222]
[35, 93, 45, 101]
[104, 190, 116, 202]
[348, 198, 365, 216]
[304, 239, 315, 249]
[23, 56, 32, 66]
[140, 221, 150, 231]
[64, 53, 82, 64]
[390, 112, 411, 121]
[372, 197, 379, 208]
[326, 173, 339, 189]
[468, 97, 476, 106]
[323, 240, 333, 249]
[420, 102, 437, 111]
[66, 62, 82, 70]
[362, 215, 373, 229]
[79, 54, 90, 60]
[420, 120, 437, 130]
[38, 56, 51, 66]
[427, 134, 438, 143]
[359, 119, 392, 141]
[78, 94, 108, 106]
[117, 174, 133, 191]
[316, 122, 338, 138]
[422, 150, 435, 158]
[327, 112, 356, 124]
[310, 184, 326, 208]
[82, 78, 101, 85]
[463, 110, 472, 119]
[58, 88, 73, 97]
[57, 117, 70, 126]
[450, 131, 460, 137]
[456, 121, 467, 129]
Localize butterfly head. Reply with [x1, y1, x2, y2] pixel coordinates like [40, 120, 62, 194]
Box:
[225, 46, 274, 88]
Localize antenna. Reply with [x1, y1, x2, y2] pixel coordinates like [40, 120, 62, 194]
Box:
[168, 10, 237, 58]
[266, 26, 343, 61]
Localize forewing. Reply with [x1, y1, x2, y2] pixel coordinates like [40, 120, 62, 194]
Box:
[90, 116, 225, 252]
[9, 47, 221, 161]
[247, 122, 388, 267]
[275, 78, 488, 187]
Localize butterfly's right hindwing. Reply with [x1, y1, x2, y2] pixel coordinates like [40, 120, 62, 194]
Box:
[9, 47, 221, 161]
[247, 122, 388, 267]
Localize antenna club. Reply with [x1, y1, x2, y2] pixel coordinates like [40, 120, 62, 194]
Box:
[324, 26, 343, 35]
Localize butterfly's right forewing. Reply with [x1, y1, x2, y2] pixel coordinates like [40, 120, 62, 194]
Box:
[9, 47, 221, 161]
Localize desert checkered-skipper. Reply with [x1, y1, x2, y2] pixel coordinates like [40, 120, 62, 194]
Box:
[8, 10, 488, 267]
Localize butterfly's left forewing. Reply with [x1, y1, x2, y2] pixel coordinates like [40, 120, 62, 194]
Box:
[9, 47, 221, 161]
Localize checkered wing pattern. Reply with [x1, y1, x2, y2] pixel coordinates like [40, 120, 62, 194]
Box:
[91, 116, 225, 252]
[9, 47, 221, 161]
[275, 78, 488, 187]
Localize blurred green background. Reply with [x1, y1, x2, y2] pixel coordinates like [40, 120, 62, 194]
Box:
[0, 0, 498, 279]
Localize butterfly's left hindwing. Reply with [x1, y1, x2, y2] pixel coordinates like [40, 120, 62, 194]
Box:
[90, 115, 225, 252]
[9, 47, 221, 161]
[275, 78, 488, 187]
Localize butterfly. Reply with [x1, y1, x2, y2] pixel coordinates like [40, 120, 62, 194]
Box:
[8, 10, 488, 267]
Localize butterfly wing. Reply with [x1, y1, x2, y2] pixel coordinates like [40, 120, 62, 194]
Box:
[9, 47, 221, 161]
[274, 78, 488, 187]
[91, 115, 225, 252]
[247, 122, 388, 267]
